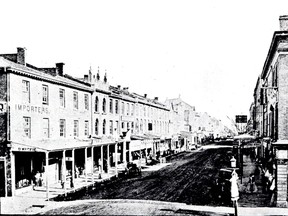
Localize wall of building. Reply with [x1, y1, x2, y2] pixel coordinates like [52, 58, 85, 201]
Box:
[9, 73, 91, 144]
[277, 54, 288, 140]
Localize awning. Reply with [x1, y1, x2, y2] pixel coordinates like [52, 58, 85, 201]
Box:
[10, 138, 93, 152]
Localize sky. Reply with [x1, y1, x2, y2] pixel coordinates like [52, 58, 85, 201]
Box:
[1, 0, 288, 122]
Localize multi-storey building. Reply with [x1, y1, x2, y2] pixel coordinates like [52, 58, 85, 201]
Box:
[0, 48, 173, 198]
[251, 16, 288, 207]
[0, 48, 93, 197]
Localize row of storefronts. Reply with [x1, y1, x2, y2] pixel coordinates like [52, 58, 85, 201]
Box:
[0, 48, 183, 198]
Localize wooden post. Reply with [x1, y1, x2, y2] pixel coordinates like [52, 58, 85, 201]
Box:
[45, 152, 49, 200]
[85, 147, 88, 187]
[91, 146, 94, 183]
[62, 150, 66, 195]
[100, 145, 103, 173]
[115, 142, 118, 177]
[71, 149, 75, 188]
[107, 145, 110, 173]
[123, 141, 126, 163]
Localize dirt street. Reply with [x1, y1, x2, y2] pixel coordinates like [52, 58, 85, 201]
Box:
[79, 146, 232, 206]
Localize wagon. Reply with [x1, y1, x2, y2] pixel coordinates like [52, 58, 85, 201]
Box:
[125, 162, 141, 176]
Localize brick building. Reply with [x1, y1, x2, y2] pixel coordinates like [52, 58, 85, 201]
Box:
[251, 16, 288, 207]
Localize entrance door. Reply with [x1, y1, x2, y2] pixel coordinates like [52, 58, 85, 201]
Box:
[0, 159, 5, 196]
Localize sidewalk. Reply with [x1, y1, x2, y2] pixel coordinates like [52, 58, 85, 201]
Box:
[0, 161, 172, 215]
[238, 151, 271, 207]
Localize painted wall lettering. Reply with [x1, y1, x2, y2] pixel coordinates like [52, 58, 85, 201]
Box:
[15, 104, 49, 114]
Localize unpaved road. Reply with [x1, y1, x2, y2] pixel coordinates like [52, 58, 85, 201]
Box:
[79, 146, 232, 205]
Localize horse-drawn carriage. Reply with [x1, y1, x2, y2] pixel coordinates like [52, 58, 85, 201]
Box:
[124, 162, 141, 176]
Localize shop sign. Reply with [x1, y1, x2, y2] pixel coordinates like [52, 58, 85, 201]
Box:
[12, 147, 37, 152]
[14, 103, 49, 114]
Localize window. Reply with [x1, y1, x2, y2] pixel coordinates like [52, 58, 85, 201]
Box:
[73, 92, 78, 109]
[115, 100, 119, 114]
[85, 120, 89, 136]
[116, 121, 119, 133]
[103, 98, 106, 113]
[131, 104, 134, 116]
[74, 120, 79, 137]
[122, 102, 124, 114]
[43, 118, 49, 138]
[42, 85, 49, 104]
[59, 88, 65, 107]
[95, 96, 99, 112]
[22, 80, 30, 103]
[95, 119, 99, 135]
[110, 120, 113, 135]
[109, 99, 113, 113]
[84, 94, 89, 110]
[103, 119, 106, 135]
[23, 117, 31, 138]
[60, 119, 66, 137]
[127, 103, 130, 115]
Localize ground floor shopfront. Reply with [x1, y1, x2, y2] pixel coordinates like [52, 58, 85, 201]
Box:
[1, 136, 173, 198]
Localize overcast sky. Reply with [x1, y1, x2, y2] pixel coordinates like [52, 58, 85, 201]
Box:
[1, 0, 288, 121]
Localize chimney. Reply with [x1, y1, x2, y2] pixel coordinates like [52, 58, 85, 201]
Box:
[56, 63, 64, 76]
[17, 47, 26, 65]
[280, 15, 288, 31]
[144, 94, 147, 98]
[84, 75, 89, 82]
[154, 97, 158, 101]
[123, 87, 129, 91]
[117, 85, 121, 89]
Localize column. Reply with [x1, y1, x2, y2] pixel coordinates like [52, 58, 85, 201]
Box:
[85, 147, 87, 187]
[107, 145, 110, 173]
[129, 142, 132, 162]
[62, 150, 66, 195]
[123, 141, 126, 163]
[115, 143, 118, 176]
[100, 145, 103, 173]
[71, 149, 75, 188]
[91, 147, 94, 183]
[45, 152, 49, 200]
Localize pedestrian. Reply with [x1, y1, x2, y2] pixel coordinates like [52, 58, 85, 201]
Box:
[269, 176, 275, 206]
[35, 171, 40, 187]
[246, 174, 257, 193]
